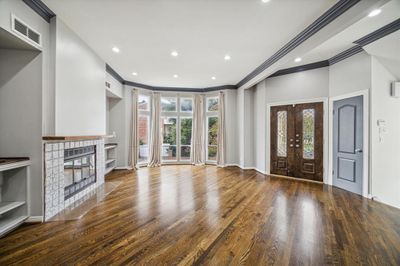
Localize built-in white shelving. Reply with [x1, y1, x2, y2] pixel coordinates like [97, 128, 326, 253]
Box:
[104, 144, 117, 175]
[0, 158, 30, 237]
[0, 201, 26, 215]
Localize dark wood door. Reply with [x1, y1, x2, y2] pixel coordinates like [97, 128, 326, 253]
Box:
[271, 102, 323, 181]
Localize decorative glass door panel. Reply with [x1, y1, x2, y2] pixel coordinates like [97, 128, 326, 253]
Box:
[271, 102, 323, 181]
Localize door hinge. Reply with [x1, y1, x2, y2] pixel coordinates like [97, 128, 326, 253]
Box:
[332, 170, 334, 176]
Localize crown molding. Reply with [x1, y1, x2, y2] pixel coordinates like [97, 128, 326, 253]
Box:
[236, 0, 361, 88]
[328, 45, 364, 65]
[22, 0, 55, 23]
[354, 18, 400, 47]
[268, 60, 330, 78]
[107, 64, 237, 92]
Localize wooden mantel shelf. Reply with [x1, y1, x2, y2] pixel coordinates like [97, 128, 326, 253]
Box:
[43, 135, 105, 141]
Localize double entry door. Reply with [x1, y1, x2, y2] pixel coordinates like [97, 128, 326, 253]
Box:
[270, 102, 323, 181]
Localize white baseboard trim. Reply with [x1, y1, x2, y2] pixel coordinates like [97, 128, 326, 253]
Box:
[225, 164, 267, 175]
[25, 216, 43, 223]
[114, 166, 133, 170]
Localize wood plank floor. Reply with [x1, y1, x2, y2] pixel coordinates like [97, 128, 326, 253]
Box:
[0, 165, 399, 265]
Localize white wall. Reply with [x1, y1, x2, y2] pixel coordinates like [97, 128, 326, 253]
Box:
[243, 88, 255, 168]
[329, 52, 371, 97]
[54, 18, 106, 135]
[370, 56, 400, 208]
[224, 89, 238, 165]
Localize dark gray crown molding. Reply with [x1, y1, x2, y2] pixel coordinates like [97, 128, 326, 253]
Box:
[267, 45, 363, 78]
[354, 18, 400, 46]
[107, 64, 237, 92]
[268, 61, 330, 78]
[22, 0, 55, 23]
[236, 0, 360, 88]
[328, 45, 364, 65]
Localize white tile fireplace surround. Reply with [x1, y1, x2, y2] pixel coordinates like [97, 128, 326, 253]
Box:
[43, 138, 105, 221]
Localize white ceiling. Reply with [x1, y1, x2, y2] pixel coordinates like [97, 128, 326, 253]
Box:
[282, 0, 400, 69]
[43, 0, 338, 88]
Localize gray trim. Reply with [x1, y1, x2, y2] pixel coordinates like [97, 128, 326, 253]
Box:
[105, 64, 124, 84]
[22, 0, 55, 23]
[268, 60, 329, 78]
[236, 0, 360, 88]
[354, 18, 400, 46]
[108, 65, 237, 92]
[328, 45, 363, 65]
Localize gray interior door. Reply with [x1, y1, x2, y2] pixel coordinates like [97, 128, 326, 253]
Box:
[333, 96, 363, 195]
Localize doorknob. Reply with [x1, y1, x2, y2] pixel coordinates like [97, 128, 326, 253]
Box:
[355, 149, 363, 153]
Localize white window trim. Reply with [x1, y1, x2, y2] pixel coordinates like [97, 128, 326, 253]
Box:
[138, 93, 151, 166]
[161, 95, 193, 163]
[205, 95, 219, 164]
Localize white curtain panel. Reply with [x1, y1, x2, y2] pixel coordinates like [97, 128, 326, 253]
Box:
[191, 94, 205, 165]
[148, 92, 161, 167]
[217, 91, 226, 167]
[129, 89, 139, 169]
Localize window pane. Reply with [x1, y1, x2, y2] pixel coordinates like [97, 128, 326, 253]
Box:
[161, 97, 177, 112]
[207, 117, 218, 145]
[161, 117, 177, 161]
[162, 145, 177, 161]
[303, 109, 315, 159]
[138, 115, 149, 163]
[277, 111, 287, 157]
[180, 118, 192, 145]
[208, 146, 217, 161]
[207, 98, 219, 111]
[180, 98, 193, 112]
[138, 95, 150, 111]
[181, 146, 191, 161]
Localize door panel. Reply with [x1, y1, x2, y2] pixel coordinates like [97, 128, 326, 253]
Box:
[271, 102, 323, 181]
[271, 105, 292, 176]
[333, 96, 363, 195]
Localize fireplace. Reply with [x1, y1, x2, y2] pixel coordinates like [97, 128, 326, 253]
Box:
[63, 146, 96, 200]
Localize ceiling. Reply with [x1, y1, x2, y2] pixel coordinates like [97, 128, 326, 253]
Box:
[281, 0, 400, 69]
[42, 0, 339, 88]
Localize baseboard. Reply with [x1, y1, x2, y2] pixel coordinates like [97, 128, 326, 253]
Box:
[114, 166, 133, 170]
[25, 216, 43, 223]
[225, 164, 267, 175]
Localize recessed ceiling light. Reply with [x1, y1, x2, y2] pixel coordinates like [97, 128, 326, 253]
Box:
[368, 9, 381, 17]
[211, 76, 216, 80]
[173, 74, 178, 78]
[294, 57, 302, 63]
[112, 46, 120, 53]
[224, 55, 231, 61]
[171, 51, 179, 57]
[261, 0, 271, 3]
[132, 72, 138, 76]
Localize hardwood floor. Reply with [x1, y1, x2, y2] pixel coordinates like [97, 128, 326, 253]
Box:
[0, 165, 399, 265]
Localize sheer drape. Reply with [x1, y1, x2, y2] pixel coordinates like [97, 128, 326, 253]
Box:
[217, 91, 226, 167]
[148, 92, 161, 167]
[129, 89, 139, 169]
[191, 94, 205, 165]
